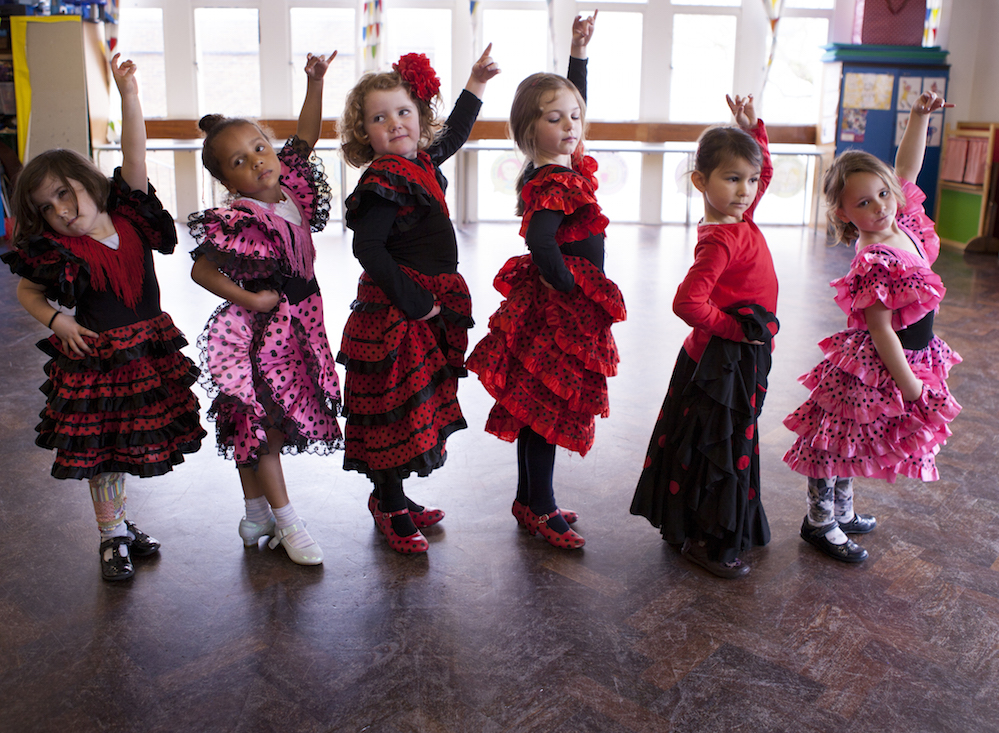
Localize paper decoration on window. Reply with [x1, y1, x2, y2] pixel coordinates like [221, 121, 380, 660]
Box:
[769, 155, 806, 199]
[843, 73, 894, 110]
[591, 152, 628, 196]
[841, 108, 867, 143]
[490, 152, 521, 196]
[760, 0, 785, 98]
[362, 0, 382, 70]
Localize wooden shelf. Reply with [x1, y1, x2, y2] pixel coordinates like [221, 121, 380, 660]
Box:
[935, 122, 999, 249]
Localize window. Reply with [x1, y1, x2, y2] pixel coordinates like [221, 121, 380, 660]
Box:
[194, 8, 261, 117]
[115, 7, 166, 118]
[670, 14, 737, 123]
[290, 7, 356, 119]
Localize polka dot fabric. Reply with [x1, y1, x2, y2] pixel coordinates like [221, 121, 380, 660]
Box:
[189, 140, 343, 466]
[466, 163, 626, 457]
[783, 180, 961, 483]
[337, 269, 472, 483]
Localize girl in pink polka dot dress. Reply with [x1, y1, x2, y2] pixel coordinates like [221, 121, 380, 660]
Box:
[784, 91, 961, 564]
[189, 53, 342, 566]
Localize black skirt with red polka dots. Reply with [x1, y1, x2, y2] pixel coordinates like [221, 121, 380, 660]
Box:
[466, 254, 626, 456]
[337, 268, 472, 484]
[630, 306, 776, 563]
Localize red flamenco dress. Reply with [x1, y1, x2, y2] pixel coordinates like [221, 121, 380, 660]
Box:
[1, 170, 206, 479]
[783, 179, 961, 483]
[466, 153, 626, 456]
[338, 152, 473, 484]
[188, 138, 343, 466]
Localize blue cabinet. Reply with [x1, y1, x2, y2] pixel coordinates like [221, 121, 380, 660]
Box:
[823, 45, 949, 216]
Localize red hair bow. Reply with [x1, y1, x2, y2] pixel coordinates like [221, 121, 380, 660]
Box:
[393, 53, 441, 103]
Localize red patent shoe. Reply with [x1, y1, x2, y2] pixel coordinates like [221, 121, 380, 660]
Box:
[368, 494, 444, 529]
[523, 507, 585, 550]
[512, 499, 577, 527]
[373, 507, 429, 554]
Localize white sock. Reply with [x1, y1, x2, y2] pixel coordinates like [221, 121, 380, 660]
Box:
[272, 503, 315, 550]
[244, 495, 273, 525]
[101, 520, 130, 541]
[836, 510, 855, 524]
[824, 526, 848, 545]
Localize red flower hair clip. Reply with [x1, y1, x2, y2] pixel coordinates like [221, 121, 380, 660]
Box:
[393, 53, 441, 103]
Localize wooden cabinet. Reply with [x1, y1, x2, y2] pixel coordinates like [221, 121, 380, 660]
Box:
[935, 122, 999, 250]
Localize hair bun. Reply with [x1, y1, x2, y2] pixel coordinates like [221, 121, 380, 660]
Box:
[198, 114, 226, 134]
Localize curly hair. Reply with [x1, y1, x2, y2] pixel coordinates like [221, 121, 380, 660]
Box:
[509, 73, 587, 216]
[339, 71, 443, 168]
[11, 148, 111, 249]
[197, 114, 274, 187]
[823, 149, 905, 244]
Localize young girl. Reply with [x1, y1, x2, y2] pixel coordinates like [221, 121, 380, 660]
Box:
[189, 52, 341, 566]
[783, 91, 961, 563]
[629, 95, 776, 578]
[466, 13, 625, 550]
[338, 48, 499, 554]
[1, 56, 206, 582]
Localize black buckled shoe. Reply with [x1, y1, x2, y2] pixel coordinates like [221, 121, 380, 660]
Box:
[125, 521, 161, 556]
[800, 518, 868, 563]
[837, 513, 877, 534]
[99, 537, 135, 581]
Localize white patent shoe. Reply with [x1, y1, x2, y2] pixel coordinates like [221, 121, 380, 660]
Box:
[238, 516, 276, 547]
[268, 522, 323, 565]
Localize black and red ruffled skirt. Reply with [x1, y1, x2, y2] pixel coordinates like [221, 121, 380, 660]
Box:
[466, 254, 625, 456]
[337, 268, 472, 483]
[36, 311, 206, 479]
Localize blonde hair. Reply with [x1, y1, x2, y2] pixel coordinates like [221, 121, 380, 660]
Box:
[509, 73, 587, 215]
[339, 71, 443, 168]
[823, 150, 906, 244]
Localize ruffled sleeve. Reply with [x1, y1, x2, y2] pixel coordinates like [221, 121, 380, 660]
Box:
[345, 153, 447, 233]
[278, 137, 331, 233]
[107, 168, 178, 255]
[519, 158, 609, 245]
[1, 234, 92, 309]
[187, 202, 285, 284]
[897, 178, 940, 265]
[832, 244, 946, 331]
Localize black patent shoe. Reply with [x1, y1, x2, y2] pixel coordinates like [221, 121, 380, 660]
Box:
[681, 538, 751, 579]
[125, 521, 161, 556]
[99, 538, 135, 581]
[800, 518, 868, 563]
[837, 513, 877, 534]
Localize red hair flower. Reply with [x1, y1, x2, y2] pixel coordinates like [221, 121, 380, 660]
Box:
[393, 53, 441, 103]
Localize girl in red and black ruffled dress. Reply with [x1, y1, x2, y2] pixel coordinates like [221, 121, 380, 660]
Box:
[338, 49, 499, 554]
[467, 13, 626, 550]
[2, 56, 205, 582]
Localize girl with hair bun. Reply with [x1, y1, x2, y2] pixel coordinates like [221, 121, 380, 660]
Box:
[189, 52, 342, 566]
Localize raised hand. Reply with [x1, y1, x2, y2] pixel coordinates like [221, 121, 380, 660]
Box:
[110, 53, 139, 98]
[726, 93, 757, 129]
[572, 11, 598, 51]
[305, 51, 337, 81]
[470, 43, 501, 85]
[912, 90, 952, 116]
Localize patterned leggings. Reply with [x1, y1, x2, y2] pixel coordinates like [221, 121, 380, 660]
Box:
[806, 477, 854, 526]
[89, 472, 127, 537]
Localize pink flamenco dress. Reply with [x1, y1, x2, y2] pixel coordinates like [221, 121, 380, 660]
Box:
[188, 138, 342, 465]
[466, 153, 627, 456]
[783, 179, 961, 483]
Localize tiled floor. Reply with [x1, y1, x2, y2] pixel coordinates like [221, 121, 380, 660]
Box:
[2, 221, 998, 732]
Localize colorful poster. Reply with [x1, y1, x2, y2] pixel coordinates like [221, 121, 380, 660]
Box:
[843, 72, 894, 110]
[923, 77, 947, 98]
[841, 108, 867, 143]
[897, 77, 922, 112]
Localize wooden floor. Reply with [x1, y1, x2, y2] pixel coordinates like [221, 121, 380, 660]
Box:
[3, 221, 999, 733]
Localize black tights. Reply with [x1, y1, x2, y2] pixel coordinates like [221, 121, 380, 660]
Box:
[372, 477, 418, 536]
[516, 428, 569, 533]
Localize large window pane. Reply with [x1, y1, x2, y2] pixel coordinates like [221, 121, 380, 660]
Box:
[591, 150, 640, 222]
[195, 8, 260, 117]
[290, 8, 356, 119]
[116, 7, 166, 118]
[481, 9, 547, 119]
[584, 12, 641, 121]
[384, 9, 452, 107]
[672, 0, 739, 6]
[670, 14, 736, 123]
[761, 17, 829, 124]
